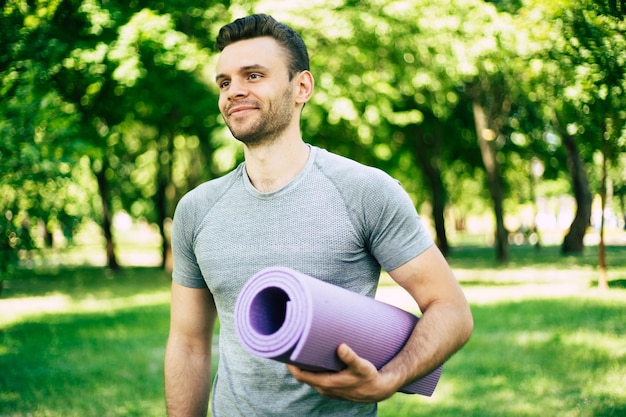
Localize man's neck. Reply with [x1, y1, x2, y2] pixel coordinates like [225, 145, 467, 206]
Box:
[243, 136, 310, 193]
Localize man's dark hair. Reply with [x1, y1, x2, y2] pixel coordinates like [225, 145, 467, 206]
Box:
[215, 14, 310, 79]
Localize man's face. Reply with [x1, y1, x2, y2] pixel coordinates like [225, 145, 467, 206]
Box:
[215, 37, 297, 146]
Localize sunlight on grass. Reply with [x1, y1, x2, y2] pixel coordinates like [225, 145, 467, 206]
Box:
[0, 294, 72, 326]
[560, 330, 626, 357]
[0, 291, 170, 327]
[515, 330, 553, 345]
[454, 267, 596, 283]
[588, 368, 626, 408]
[462, 281, 591, 304]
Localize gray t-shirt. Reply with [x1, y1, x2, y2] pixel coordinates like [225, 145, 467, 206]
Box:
[171, 145, 433, 417]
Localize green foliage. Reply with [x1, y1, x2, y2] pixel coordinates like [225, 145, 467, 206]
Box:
[522, 0, 626, 160]
[0, 2, 90, 276]
[0, 0, 233, 269]
[1, 0, 625, 269]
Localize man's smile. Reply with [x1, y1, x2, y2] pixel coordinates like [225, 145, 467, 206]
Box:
[227, 104, 259, 117]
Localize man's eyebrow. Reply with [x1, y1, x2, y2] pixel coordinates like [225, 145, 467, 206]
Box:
[215, 64, 270, 82]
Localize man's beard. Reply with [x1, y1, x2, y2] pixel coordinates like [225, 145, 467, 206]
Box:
[225, 85, 295, 147]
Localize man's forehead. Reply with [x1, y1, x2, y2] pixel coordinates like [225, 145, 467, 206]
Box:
[216, 37, 288, 73]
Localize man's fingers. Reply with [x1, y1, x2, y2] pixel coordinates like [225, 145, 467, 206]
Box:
[337, 343, 375, 376]
[285, 347, 387, 402]
[337, 343, 354, 363]
[286, 364, 303, 380]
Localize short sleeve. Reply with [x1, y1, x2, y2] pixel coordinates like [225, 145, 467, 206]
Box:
[171, 191, 209, 289]
[362, 172, 433, 271]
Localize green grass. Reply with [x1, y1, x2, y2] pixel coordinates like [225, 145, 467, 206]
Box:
[0, 268, 172, 417]
[378, 297, 626, 417]
[1, 245, 625, 416]
[0, 305, 168, 416]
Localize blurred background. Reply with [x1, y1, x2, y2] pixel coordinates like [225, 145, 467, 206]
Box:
[1, 2, 626, 416]
[1, 0, 625, 280]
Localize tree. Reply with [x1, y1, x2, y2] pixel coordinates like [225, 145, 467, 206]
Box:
[1, 0, 230, 271]
[106, 8, 219, 269]
[1, 1, 91, 276]
[521, 0, 626, 266]
[278, 0, 504, 256]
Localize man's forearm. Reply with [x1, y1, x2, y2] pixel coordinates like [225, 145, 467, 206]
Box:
[164, 343, 212, 417]
[382, 246, 474, 393]
[381, 300, 473, 391]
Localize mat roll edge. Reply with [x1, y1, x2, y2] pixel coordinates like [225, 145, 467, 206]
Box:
[234, 267, 442, 396]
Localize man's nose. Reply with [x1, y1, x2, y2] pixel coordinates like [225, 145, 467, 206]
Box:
[227, 78, 248, 99]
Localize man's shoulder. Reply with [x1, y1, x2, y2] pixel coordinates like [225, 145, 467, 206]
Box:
[313, 146, 399, 189]
[177, 164, 243, 209]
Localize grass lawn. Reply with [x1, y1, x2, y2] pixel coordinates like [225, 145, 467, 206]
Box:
[1, 244, 625, 416]
[0, 268, 172, 417]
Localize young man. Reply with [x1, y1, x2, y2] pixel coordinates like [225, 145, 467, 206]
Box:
[164, 14, 473, 417]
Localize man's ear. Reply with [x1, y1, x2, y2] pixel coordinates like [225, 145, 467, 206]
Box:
[294, 70, 314, 105]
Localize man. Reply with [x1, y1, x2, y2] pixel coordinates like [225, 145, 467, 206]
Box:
[164, 13, 473, 417]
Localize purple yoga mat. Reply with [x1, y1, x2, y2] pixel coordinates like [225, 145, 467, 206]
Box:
[234, 267, 443, 396]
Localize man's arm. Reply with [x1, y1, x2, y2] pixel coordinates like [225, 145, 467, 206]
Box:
[287, 244, 473, 402]
[165, 281, 217, 417]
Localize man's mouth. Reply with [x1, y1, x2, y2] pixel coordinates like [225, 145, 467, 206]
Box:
[228, 105, 258, 117]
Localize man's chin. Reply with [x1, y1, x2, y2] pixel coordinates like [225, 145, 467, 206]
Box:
[231, 131, 265, 146]
[227, 124, 259, 143]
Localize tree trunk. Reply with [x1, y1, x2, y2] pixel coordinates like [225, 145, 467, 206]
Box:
[410, 122, 450, 256]
[558, 124, 592, 254]
[156, 170, 168, 270]
[620, 190, 626, 231]
[472, 100, 508, 263]
[95, 156, 120, 271]
[598, 124, 609, 290]
[156, 128, 176, 271]
[529, 158, 542, 249]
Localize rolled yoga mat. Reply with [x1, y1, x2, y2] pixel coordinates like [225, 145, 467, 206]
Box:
[234, 266, 443, 396]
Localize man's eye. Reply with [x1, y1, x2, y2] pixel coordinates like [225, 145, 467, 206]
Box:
[249, 73, 262, 80]
[219, 80, 230, 89]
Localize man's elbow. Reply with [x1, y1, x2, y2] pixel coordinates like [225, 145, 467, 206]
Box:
[459, 305, 474, 346]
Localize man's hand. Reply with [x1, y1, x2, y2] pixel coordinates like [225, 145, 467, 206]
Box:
[286, 343, 397, 403]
